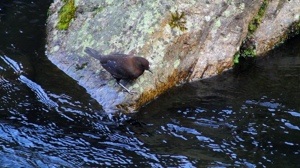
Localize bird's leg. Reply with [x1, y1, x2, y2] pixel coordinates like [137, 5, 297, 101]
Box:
[117, 81, 137, 94]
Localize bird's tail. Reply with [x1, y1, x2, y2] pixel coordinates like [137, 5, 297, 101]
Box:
[84, 47, 102, 60]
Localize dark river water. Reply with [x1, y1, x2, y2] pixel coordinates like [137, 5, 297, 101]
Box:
[1, 1, 300, 167]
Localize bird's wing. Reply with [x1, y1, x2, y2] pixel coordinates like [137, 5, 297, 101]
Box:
[102, 59, 131, 79]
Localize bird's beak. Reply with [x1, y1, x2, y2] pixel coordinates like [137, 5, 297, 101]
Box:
[147, 69, 153, 74]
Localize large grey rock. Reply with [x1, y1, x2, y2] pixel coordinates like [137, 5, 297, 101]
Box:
[46, 0, 300, 113]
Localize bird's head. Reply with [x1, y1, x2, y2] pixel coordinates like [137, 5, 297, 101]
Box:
[136, 57, 152, 74]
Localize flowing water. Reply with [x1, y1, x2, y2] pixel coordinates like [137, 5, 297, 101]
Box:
[0, 1, 300, 167]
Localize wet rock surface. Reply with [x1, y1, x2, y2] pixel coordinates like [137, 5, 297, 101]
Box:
[46, 0, 300, 113]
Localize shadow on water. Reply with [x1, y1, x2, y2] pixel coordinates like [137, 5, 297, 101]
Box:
[1, 0, 300, 167]
[135, 35, 300, 167]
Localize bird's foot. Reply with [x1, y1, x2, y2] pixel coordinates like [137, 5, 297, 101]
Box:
[118, 83, 137, 95]
[127, 90, 137, 95]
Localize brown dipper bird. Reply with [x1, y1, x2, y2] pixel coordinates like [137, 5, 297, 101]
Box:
[84, 47, 152, 94]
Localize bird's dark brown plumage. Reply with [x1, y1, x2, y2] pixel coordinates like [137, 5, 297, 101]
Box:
[84, 47, 152, 94]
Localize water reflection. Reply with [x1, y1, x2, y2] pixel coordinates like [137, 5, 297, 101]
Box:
[1, 0, 300, 167]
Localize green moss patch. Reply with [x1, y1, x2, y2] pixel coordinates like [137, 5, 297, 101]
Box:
[234, 36, 256, 64]
[169, 10, 187, 32]
[57, 0, 76, 30]
[75, 62, 88, 71]
[235, 1, 268, 64]
[248, 0, 268, 35]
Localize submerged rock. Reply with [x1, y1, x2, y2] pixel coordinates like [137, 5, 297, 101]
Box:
[46, 0, 300, 113]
